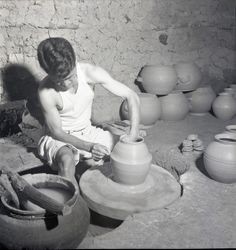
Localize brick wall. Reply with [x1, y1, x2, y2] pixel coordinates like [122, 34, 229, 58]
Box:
[0, 0, 235, 104]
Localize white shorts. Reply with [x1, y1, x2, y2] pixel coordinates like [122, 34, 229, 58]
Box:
[38, 125, 114, 168]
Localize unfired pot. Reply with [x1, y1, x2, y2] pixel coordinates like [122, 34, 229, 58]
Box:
[174, 61, 202, 91]
[159, 90, 189, 121]
[203, 133, 236, 183]
[225, 125, 236, 135]
[212, 92, 236, 121]
[120, 93, 161, 126]
[137, 65, 178, 95]
[185, 86, 216, 115]
[110, 135, 152, 185]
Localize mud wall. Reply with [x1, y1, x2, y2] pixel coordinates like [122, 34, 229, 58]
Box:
[0, 0, 235, 104]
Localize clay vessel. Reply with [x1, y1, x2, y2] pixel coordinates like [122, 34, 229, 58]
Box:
[110, 135, 152, 185]
[203, 133, 236, 183]
[185, 86, 216, 115]
[120, 93, 161, 126]
[137, 65, 178, 95]
[225, 125, 236, 135]
[0, 173, 90, 249]
[224, 87, 234, 95]
[159, 90, 189, 121]
[212, 92, 236, 121]
[174, 61, 202, 91]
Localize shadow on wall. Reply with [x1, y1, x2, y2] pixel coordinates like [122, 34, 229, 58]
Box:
[1, 63, 44, 125]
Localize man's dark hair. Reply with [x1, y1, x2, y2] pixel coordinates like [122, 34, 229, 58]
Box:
[37, 37, 76, 81]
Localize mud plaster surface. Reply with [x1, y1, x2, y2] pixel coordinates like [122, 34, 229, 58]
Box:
[79, 113, 236, 249]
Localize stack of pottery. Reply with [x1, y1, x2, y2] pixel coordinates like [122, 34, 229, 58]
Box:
[203, 133, 236, 183]
[159, 90, 189, 121]
[185, 85, 216, 115]
[174, 61, 202, 92]
[120, 93, 161, 127]
[212, 92, 236, 121]
[110, 134, 152, 185]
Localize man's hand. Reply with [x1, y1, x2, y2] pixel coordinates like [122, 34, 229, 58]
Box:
[90, 143, 110, 161]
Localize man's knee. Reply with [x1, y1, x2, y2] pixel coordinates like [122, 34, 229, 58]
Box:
[55, 146, 76, 173]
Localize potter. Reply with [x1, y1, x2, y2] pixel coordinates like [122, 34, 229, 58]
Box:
[30, 37, 140, 186]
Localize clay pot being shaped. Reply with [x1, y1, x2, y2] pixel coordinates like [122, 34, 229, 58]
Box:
[212, 92, 236, 121]
[159, 90, 189, 121]
[185, 85, 216, 115]
[203, 133, 236, 183]
[0, 173, 90, 249]
[120, 93, 161, 126]
[110, 135, 152, 185]
[137, 65, 178, 95]
[174, 61, 202, 91]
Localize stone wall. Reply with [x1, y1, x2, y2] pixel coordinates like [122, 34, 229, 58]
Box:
[0, 0, 235, 105]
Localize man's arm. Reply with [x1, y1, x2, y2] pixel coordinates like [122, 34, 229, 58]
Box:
[38, 88, 109, 159]
[82, 63, 140, 140]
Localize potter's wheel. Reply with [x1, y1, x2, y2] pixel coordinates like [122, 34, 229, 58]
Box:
[79, 163, 181, 220]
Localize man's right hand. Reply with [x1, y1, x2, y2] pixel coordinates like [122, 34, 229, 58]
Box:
[90, 143, 110, 161]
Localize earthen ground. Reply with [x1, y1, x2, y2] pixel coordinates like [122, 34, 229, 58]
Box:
[1, 113, 236, 248]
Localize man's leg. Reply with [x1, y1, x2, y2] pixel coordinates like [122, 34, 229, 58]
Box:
[54, 145, 78, 187]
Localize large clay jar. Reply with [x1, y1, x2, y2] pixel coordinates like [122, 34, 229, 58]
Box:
[110, 135, 152, 185]
[0, 174, 90, 249]
[212, 92, 236, 121]
[174, 61, 202, 91]
[137, 65, 178, 95]
[203, 133, 236, 183]
[120, 93, 161, 126]
[185, 86, 216, 115]
[159, 90, 189, 121]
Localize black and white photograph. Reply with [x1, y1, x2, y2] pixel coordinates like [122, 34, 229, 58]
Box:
[0, 0, 235, 249]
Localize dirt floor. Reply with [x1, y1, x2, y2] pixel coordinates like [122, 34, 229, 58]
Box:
[0, 112, 236, 248]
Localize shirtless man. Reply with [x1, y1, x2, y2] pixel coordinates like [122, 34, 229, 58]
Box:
[37, 37, 140, 185]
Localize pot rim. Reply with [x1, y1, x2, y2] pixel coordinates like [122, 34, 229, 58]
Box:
[120, 134, 144, 144]
[226, 125, 236, 132]
[214, 133, 236, 144]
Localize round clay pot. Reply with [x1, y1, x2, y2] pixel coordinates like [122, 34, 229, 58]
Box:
[203, 133, 236, 183]
[225, 125, 236, 135]
[212, 92, 236, 121]
[110, 135, 152, 185]
[0, 173, 90, 249]
[174, 61, 202, 91]
[159, 90, 189, 121]
[120, 93, 161, 126]
[185, 86, 216, 115]
[137, 65, 178, 95]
